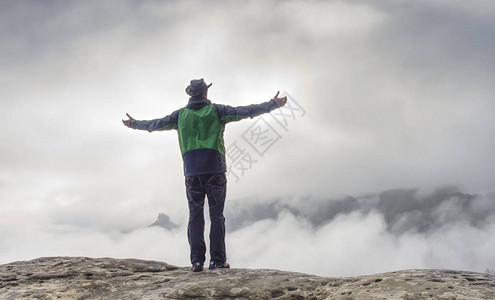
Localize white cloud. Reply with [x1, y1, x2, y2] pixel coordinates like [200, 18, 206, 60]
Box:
[2, 190, 495, 277]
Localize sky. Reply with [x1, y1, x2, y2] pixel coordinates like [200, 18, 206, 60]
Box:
[1, 0, 495, 276]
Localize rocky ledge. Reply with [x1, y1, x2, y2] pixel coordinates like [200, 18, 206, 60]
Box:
[1, 257, 494, 299]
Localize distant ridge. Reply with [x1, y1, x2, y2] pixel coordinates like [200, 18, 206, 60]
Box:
[148, 212, 179, 230]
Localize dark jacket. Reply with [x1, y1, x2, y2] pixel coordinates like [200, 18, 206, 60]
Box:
[129, 96, 278, 176]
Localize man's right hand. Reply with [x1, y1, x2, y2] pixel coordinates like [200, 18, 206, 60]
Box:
[122, 113, 135, 128]
[273, 91, 287, 108]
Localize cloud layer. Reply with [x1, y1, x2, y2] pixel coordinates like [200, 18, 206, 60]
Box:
[2, 186, 495, 277]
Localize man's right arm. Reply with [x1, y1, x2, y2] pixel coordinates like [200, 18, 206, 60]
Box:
[122, 110, 180, 132]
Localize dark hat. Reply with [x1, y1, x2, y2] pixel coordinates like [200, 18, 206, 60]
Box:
[185, 78, 212, 96]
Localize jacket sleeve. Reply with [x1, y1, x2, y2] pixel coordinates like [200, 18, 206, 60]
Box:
[129, 109, 180, 132]
[213, 100, 278, 124]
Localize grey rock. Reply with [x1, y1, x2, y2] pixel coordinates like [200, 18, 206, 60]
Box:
[1, 257, 494, 299]
[149, 213, 179, 230]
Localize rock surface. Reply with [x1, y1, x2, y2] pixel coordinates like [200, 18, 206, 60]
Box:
[1, 257, 495, 299]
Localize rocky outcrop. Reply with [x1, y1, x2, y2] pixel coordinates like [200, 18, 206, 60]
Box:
[148, 213, 179, 230]
[1, 257, 494, 299]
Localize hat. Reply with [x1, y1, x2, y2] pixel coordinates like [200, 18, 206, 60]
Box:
[185, 78, 213, 96]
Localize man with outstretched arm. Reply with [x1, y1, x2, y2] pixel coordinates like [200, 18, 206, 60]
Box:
[122, 78, 287, 272]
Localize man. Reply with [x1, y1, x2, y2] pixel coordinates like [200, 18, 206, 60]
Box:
[122, 78, 287, 272]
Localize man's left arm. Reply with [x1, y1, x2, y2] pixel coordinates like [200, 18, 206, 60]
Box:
[215, 91, 287, 124]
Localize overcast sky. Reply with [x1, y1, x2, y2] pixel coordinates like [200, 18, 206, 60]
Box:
[1, 0, 495, 276]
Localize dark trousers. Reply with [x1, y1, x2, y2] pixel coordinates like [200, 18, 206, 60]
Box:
[185, 173, 227, 265]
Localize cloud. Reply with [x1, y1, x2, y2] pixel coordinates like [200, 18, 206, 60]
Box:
[1, 187, 495, 277]
[0, 212, 189, 266]
[224, 187, 495, 276]
[227, 202, 495, 276]
[226, 186, 495, 234]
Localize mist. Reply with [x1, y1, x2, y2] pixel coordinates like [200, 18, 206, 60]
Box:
[1, 186, 494, 277]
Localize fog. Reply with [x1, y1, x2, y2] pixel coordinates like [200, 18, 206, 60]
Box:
[2, 186, 495, 276]
[224, 187, 495, 276]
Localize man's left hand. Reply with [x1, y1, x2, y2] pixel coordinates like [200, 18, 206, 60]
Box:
[273, 91, 287, 108]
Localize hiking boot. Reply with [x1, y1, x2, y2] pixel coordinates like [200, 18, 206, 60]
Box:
[191, 262, 203, 272]
[209, 261, 230, 270]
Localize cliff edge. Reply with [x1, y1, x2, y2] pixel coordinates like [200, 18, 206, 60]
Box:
[1, 257, 494, 299]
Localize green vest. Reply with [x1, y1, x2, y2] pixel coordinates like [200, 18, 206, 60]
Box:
[177, 105, 226, 156]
